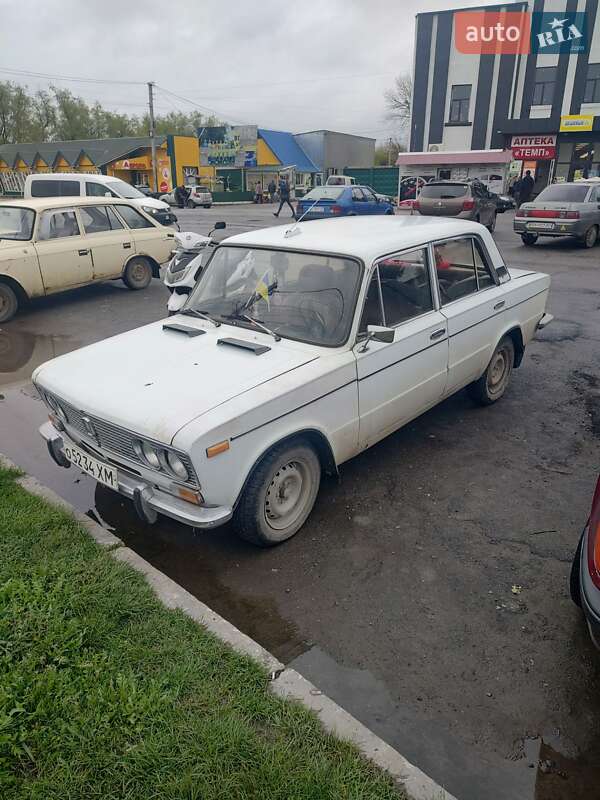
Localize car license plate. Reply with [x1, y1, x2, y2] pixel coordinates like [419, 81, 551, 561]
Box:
[311, 207, 325, 213]
[63, 443, 118, 489]
[527, 222, 554, 230]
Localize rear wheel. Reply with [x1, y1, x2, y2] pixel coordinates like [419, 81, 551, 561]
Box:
[0, 282, 19, 323]
[581, 225, 598, 248]
[468, 336, 515, 405]
[521, 232, 538, 246]
[233, 439, 321, 546]
[203, 204, 211, 209]
[186, 199, 195, 209]
[123, 257, 152, 290]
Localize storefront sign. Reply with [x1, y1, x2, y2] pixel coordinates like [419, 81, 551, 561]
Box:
[510, 134, 556, 160]
[112, 156, 152, 171]
[560, 114, 594, 132]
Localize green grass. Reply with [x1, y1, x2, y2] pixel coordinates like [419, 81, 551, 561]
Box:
[0, 467, 402, 800]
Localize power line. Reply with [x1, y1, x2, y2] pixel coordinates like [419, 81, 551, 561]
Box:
[0, 66, 145, 86]
[177, 71, 395, 94]
[154, 84, 250, 125]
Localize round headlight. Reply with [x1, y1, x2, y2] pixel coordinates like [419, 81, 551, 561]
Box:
[166, 451, 189, 481]
[141, 441, 161, 469]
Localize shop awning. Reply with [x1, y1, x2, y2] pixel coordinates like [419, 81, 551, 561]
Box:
[396, 149, 512, 166]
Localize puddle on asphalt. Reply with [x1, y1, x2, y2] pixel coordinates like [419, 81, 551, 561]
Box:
[0, 328, 79, 388]
[2, 384, 600, 800]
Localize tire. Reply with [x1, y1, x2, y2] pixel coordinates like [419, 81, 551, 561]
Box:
[581, 225, 598, 248]
[123, 257, 152, 290]
[521, 233, 538, 246]
[233, 439, 321, 547]
[467, 335, 515, 406]
[186, 199, 195, 209]
[570, 535, 583, 607]
[0, 282, 19, 323]
[487, 213, 497, 233]
[385, 209, 394, 215]
[203, 204, 211, 209]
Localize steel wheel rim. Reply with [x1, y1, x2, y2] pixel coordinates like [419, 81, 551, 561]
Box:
[586, 227, 597, 247]
[264, 459, 312, 531]
[131, 262, 147, 282]
[488, 347, 510, 395]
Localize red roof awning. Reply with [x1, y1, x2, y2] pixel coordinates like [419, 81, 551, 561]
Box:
[396, 149, 512, 166]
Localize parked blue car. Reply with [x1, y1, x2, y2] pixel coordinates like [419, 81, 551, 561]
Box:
[295, 185, 395, 220]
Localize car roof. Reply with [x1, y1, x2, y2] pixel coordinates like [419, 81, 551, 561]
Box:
[223, 215, 486, 263]
[0, 197, 139, 211]
[27, 172, 112, 182]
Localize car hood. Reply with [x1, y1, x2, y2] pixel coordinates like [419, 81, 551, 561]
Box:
[135, 197, 170, 211]
[33, 319, 320, 444]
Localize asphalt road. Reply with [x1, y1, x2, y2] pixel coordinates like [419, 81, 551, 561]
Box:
[1, 205, 599, 800]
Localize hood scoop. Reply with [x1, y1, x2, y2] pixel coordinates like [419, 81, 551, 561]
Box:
[162, 322, 206, 337]
[217, 337, 270, 355]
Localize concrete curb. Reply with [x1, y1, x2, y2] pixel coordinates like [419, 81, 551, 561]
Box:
[1, 452, 456, 800]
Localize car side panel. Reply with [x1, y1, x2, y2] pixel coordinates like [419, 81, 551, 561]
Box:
[0, 244, 45, 298]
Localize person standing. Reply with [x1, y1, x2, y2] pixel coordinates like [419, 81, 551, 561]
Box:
[273, 175, 295, 218]
[175, 184, 188, 209]
[519, 170, 534, 205]
[268, 178, 277, 203]
[254, 182, 263, 204]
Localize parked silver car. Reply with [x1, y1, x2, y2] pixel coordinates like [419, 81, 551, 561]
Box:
[415, 180, 497, 232]
[514, 180, 600, 247]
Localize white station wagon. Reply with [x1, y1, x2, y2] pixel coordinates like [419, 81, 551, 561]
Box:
[35, 216, 552, 546]
[0, 198, 175, 322]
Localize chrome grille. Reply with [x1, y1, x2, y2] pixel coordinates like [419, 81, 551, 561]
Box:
[51, 394, 198, 487]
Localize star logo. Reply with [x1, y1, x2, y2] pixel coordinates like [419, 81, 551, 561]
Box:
[549, 17, 568, 29]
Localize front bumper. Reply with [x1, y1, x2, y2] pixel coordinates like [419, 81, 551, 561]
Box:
[39, 421, 232, 529]
[514, 219, 586, 237]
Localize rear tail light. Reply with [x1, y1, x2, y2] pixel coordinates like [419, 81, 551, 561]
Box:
[587, 475, 600, 589]
[462, 198, 475, 211]
[518, 209, 579, 219]
[332, 205, 342, 215]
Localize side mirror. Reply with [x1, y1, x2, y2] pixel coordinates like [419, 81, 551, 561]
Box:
[358, 325, 395, 352]
[214, 221, 226, 229]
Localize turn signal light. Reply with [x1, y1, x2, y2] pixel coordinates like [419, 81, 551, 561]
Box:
[176, 486, 203, 505]
[206, 440, 230, 458]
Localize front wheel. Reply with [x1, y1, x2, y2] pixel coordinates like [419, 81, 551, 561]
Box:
[521, 232, 538, 246]
[581, 225, 598, 248]
[203, 204, 211, 209]
[467, 336, 515, 405]
[123, 257, 152, 290]
[186, 199, 195, 209]
[233, 440, 321, 546]
[0, 282, 19, 323]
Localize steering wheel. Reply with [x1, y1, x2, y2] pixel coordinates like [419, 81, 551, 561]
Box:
[298, 301, 328, 339]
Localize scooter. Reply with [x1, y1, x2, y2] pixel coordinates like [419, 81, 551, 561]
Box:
[164, 222, 226, 315]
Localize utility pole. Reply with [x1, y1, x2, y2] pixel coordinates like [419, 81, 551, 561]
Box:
[387, 137, 393, 167]
[148, 81, 158, 192]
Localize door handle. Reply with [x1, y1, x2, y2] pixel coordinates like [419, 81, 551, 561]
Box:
[430, 328, 446, 340]
[494, 300, 506, 310]
[123, 242, 132, 249]
[78, 249, 89, 256]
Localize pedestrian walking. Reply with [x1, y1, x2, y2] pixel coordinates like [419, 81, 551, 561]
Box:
[268, 178, 277, 203]
[254, 182, 263, 204]
[175, 184, 188, 209]
[273, 176, 295, 218]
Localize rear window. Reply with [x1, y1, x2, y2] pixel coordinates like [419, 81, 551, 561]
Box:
[535, 184, 589, 203]
[30, 179, 80, 198]
[419, 184, 468, 199]
[303, 187, 344, 201]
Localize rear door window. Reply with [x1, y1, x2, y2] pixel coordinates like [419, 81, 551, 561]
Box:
[79, 205, 117, 234]
[434, 237, 495, 304]
[38, 209, 81, 240]
[31, 179, 80, 198]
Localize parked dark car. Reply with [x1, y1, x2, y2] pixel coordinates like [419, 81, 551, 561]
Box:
[570, 474, 600, 649]
[492, 192, 515, 213]
[514, 180, 600, 247]
[414, 180, 497, 232]
[296, 185, 394, 220]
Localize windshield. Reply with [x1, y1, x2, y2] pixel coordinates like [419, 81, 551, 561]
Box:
[419, 184, 468, 199]
[535, 184, 589, 203]
[303, 187, 344, 201]
[187, 246, 362, 347]
[106, 179, 145, 199]
[0, 206, 35, 241]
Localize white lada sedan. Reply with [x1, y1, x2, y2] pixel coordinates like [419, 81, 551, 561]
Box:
[35, 216, 552, 546]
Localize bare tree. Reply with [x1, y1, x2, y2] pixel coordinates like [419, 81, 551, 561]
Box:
[384, 73, 413, 131]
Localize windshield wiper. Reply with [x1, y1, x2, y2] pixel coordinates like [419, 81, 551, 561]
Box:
[227, 312, 281, 342]
[180, 308, 221, 327]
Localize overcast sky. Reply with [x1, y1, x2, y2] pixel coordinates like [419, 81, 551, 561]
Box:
[0, 0, 498, 143]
